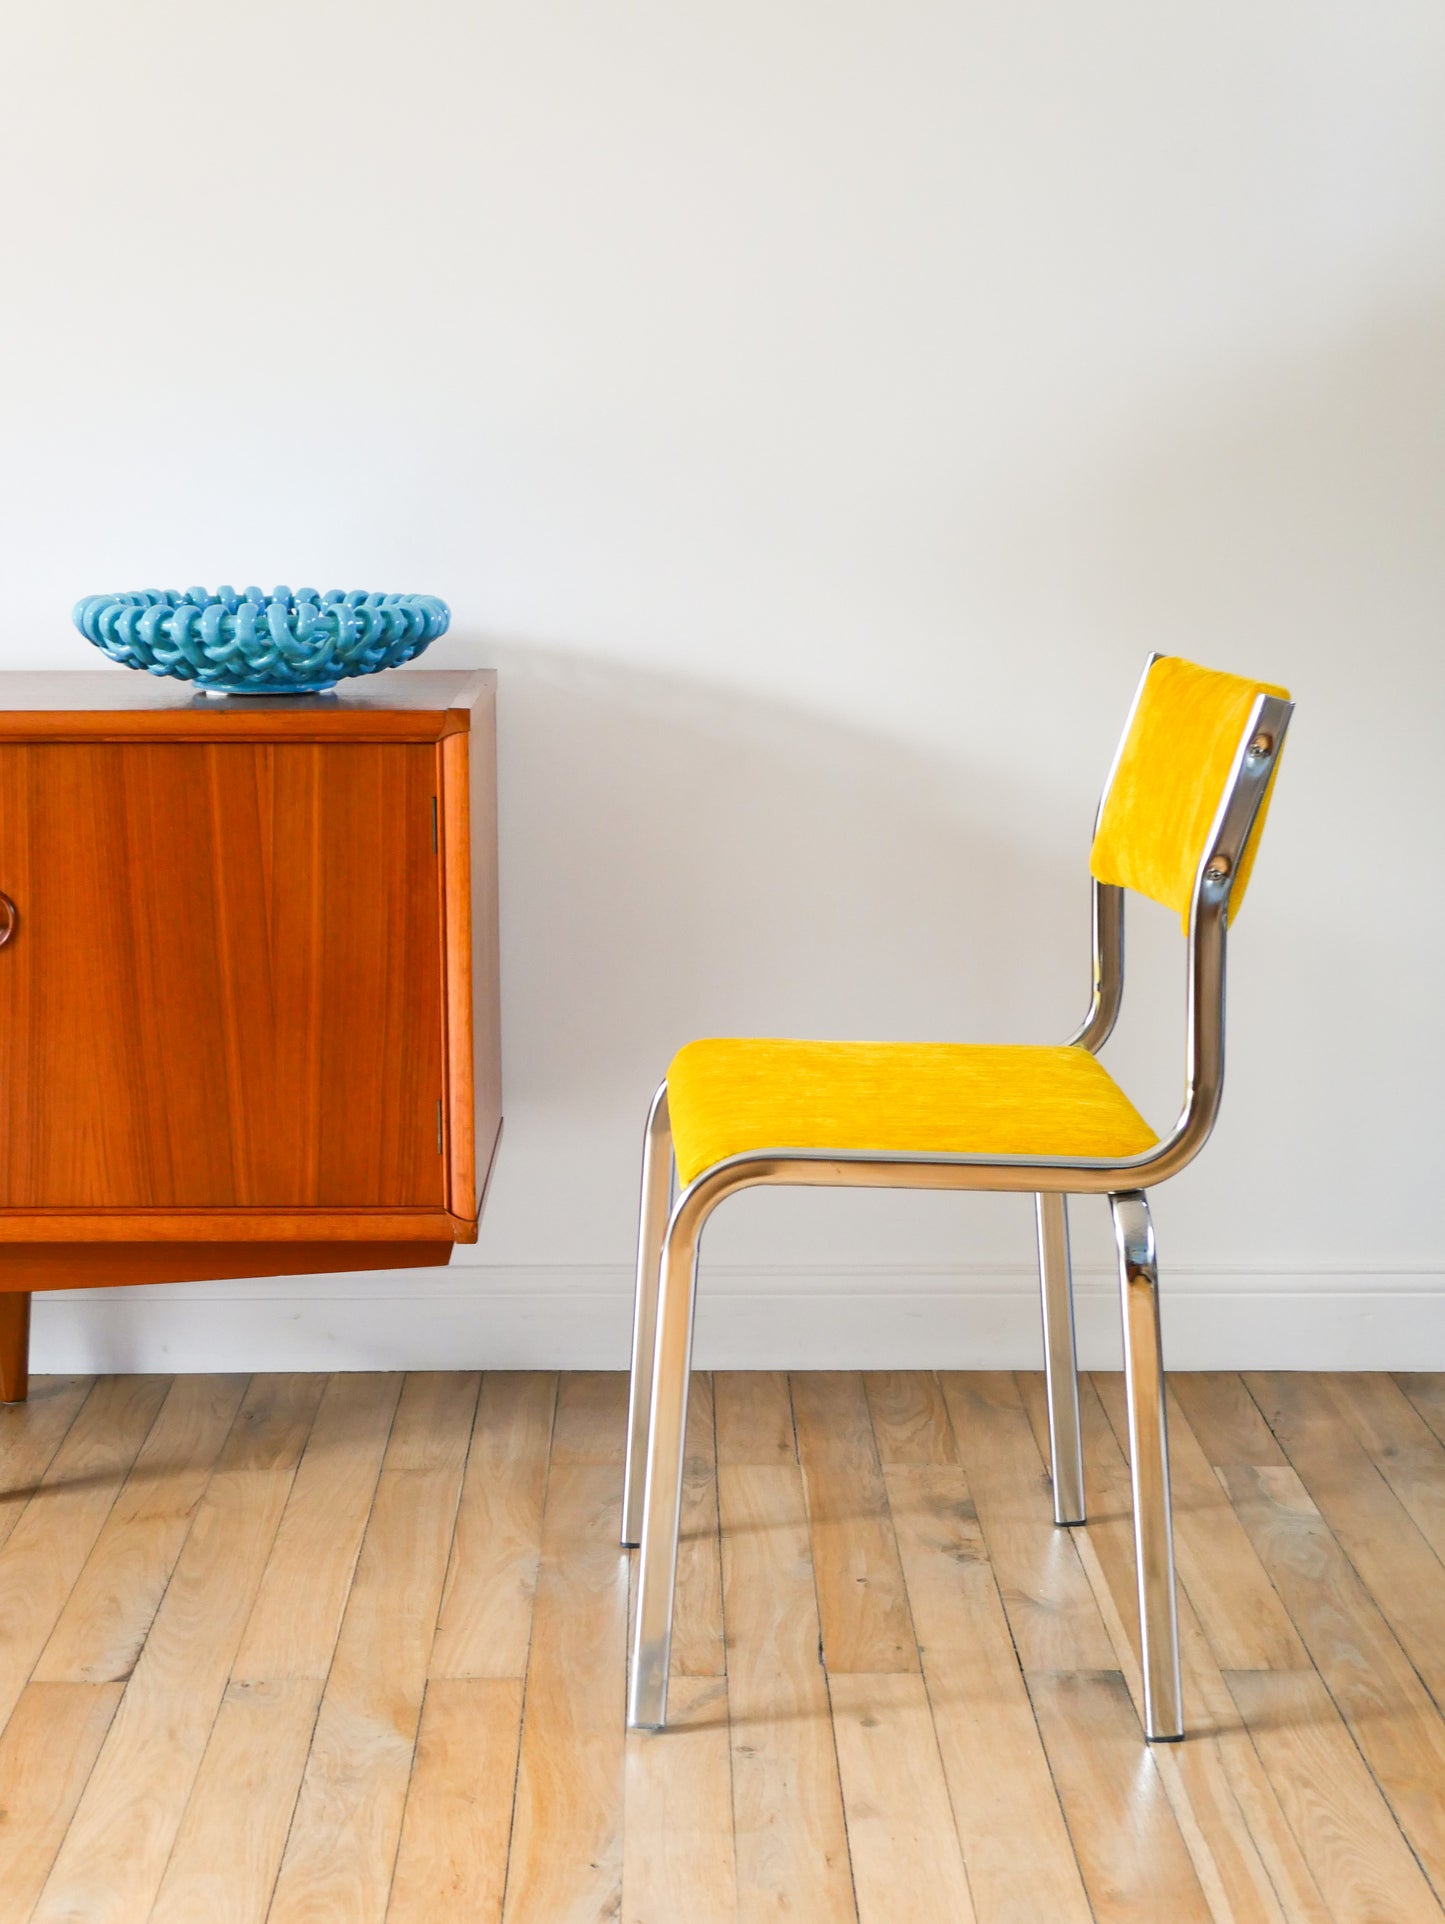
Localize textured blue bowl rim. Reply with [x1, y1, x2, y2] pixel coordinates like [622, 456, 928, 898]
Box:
[72, 586, 449, 694]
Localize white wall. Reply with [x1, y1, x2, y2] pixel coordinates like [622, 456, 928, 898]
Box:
[3, 0, 1442, 1370]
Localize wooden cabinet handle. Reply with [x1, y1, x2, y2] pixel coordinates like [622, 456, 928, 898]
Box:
[0, 894, 15, 948]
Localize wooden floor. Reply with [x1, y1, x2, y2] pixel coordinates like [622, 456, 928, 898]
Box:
[1, 1372, 1444, 1922]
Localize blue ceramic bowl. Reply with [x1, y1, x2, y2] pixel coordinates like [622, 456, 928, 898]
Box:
[72, 586, 450, 694]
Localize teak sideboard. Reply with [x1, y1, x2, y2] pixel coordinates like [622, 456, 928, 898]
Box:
[0, 670, 501, 1400]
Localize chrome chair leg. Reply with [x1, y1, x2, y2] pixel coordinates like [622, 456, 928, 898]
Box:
[1035, 1191, 1085, 1525]
[628, 1207, 703, 1730]
[1109, 1189, 1183, 1741]
[622, 1083, 673, 1547]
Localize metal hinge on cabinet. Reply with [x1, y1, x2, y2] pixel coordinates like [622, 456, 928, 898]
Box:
[431, 795, 439, 853]
[436, 1099, 444, 1154]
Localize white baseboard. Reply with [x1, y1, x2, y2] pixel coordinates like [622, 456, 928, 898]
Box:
[28, 1263, 1445, 1374]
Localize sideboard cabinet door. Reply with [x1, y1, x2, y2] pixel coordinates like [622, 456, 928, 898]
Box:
[0, 741, 446, 1209]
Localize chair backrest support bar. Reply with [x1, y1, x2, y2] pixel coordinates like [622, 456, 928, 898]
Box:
[1169, 688, 1294, 1168]
[1068, 879, 1125, 1054]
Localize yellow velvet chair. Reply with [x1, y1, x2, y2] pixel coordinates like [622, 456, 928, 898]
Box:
[622, 655, 1293, 1741]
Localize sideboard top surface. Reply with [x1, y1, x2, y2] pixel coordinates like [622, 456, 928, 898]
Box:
[0, 669, 494, 741]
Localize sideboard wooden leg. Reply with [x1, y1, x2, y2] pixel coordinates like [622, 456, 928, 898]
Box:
[0, 1295, 31, 1403]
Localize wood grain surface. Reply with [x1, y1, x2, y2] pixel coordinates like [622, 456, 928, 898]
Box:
[0, 670, 502, 1293]
[3, 1367, 1443, 1924]
[0, 740, 444, 1211]
[0, 669, 492, 734]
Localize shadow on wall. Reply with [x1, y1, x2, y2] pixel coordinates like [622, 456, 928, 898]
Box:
[447, 641, 1106, 1267]
[482, 641, 1093, 1092]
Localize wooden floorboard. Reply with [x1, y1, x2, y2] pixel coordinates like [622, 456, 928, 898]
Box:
[830, 1671, 977, 1924]
[718, 1461, 856, 1922]
[791, 1372, 917, 1675]
[1245, 1372, 1445, 1712]
[0, 1378, 94, 1557]
[883, 1461, 1093, 1924]
[30, 1374, 326, 1924]
[2, 1369, 1444, 1923]
[1063, 1374, 1318, 1922]
[501, 1458, 629, 1923]
[149, 1676, 324, 1924]
[388, 1677, 525, 1924]
[429, 1372, 555, 1682]
[670, 1371, 726, 1679]
[1218, 1460, 1445, 1904]
[0, 1680, 123, 1923]
[0, 1376, 171, 1737]
[623, 1673, 736, 1924]
[35, 1374, 248, 1687]
[267, 1373, 478, 1924]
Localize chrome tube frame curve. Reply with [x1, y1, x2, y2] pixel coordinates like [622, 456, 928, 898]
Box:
[625, 685, 1293, 1736]
[1068, 880, 1125, 1056]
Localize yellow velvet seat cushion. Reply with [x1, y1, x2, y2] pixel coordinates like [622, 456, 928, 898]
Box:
[667, 1037, 1158, 1186]
[1090, 656, 1290, 931]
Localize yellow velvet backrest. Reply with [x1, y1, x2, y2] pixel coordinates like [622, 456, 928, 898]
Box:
[1090, 656, 1290, 931]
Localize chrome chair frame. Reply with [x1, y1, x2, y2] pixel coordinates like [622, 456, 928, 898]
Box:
[622, 677, 1293, 1742]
